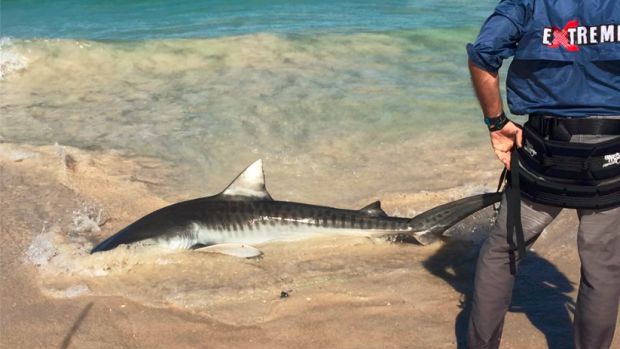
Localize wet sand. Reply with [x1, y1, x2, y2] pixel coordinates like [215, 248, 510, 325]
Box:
[2, 142, 616, 349]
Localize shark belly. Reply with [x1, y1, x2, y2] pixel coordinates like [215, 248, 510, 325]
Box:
[188, 220, 384, 248]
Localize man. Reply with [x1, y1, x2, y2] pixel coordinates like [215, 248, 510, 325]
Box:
[466, 1, 620, 348]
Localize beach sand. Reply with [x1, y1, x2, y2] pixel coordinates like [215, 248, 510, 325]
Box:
[1, 142, 612, 349]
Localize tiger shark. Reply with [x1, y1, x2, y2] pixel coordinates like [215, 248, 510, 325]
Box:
[91, 160, 501, 257]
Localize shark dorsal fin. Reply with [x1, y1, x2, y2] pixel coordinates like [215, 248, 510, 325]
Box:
[221, 160, 273, 200]
[359, 201, 388, 217]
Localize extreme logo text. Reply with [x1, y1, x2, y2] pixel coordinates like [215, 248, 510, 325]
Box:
[542, 22, 620, 51]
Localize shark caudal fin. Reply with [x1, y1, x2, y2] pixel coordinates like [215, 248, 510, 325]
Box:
[408, 192, 502, 245]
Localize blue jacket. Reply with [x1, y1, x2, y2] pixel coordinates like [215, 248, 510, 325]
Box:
[467, 0, 620, 118]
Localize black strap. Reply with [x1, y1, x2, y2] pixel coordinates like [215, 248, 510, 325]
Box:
[492, 167, 508, 216]
[496, 167, 508, 193]
[530, 115, 620, 137]
[507, 148, 526, 275]
[541, 154, 594, 172]
[561, 118, 620, 135]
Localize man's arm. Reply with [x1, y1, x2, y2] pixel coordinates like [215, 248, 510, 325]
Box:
[468, 59, 522, 170]
[468, 59, 503, 118]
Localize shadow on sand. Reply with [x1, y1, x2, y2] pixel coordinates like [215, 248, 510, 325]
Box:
[424, 238, 575, 349]
[59, 302, 94, 349]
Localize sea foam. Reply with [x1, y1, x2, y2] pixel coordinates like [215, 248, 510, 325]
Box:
[0, 37, 28, 80]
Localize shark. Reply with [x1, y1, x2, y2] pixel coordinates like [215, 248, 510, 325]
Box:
[91, 160, 501, 257]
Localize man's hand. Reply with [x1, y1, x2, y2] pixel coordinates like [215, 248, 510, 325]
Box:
[468, 59, 523, 169]
[490, 121, 522, 170]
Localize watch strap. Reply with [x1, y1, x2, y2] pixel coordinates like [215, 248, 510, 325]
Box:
[484, 112, 510, 132]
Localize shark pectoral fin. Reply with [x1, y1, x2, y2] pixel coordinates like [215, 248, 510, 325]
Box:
[194, 244, 263, 258]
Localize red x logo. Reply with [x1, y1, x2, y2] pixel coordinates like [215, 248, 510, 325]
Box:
[548, 21, 579, 51]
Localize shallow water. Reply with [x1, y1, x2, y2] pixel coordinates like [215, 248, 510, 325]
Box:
[0, 30, 514, 204]
[1, 0, 511, 205]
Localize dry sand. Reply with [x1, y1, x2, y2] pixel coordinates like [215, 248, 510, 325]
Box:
[1, 143, 616, 349]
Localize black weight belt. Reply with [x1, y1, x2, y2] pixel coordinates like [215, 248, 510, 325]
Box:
[505, 116, 620, 274]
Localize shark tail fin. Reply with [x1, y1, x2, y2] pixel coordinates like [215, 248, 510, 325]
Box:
[407, 192, 502, 245]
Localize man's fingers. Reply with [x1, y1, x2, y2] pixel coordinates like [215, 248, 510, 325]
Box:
[515, 128, 523, 148]
[494, 149, 511, 170]
[502, 153, 511, 170]
[503, 153, 511, 170]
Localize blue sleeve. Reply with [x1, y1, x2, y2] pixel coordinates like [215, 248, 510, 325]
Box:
[467, 0, 528, 72]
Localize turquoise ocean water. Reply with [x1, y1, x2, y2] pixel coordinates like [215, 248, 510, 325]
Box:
[2, 0, 495, 39]
[0, 0, 505, 204]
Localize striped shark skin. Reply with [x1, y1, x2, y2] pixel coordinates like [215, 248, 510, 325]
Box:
[91, 160, 501, 257]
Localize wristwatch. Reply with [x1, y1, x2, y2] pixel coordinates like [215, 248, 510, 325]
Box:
[484, 112, 510, 132]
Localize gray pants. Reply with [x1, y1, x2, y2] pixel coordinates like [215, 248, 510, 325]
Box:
[467, 133, 620, 349]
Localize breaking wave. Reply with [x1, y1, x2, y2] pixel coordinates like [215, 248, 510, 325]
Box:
[0, 37, 28, 80]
